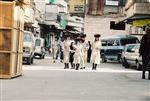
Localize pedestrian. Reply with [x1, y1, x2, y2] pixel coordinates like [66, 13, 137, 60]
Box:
[52, 37, 59, 63]
[80, 34, 88, 69]
[87, 41, 92, 63]
[62, 34, 71, 69]
[139, 27, 150, 80]
[91, 34, 102, 70]
[70, 42, 75, 69]
[73, 37, 82, 70]
[60, 41, 63, 63]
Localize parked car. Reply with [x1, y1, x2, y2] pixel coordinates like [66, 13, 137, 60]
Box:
[101, 35, 140, 63]
[121, 44, 142, 70]
[23, 31, 35, 65]
[34, 37, 45, 59]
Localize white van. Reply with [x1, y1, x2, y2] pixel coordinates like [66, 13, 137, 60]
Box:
[34, 37, 45, 59]
[23, 31, 35, 65]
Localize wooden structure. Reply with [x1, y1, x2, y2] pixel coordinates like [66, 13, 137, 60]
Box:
[0, 1, 24, 79]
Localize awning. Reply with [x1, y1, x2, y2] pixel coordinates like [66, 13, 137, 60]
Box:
[117, 14, 150, 26]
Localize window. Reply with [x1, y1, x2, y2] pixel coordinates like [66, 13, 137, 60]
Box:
[24, 32, 32, 42]
[74, 5, 84, 12]
[107, 40, 120, 46]
[35, 39, 41, 46]
[102, 41, 107, 46]
[126, 45, 136, 53]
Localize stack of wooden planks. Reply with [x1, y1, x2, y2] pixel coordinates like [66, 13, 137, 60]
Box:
[0, 1, 24, 79]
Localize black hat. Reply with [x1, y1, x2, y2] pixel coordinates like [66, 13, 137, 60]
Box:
[64, 33, 70, 38]
[80, 34, 86, 38]
[94, 34, 101, 37]
[76, 37, 81, 41]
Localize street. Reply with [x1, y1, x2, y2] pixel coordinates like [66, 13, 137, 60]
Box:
[1, 55, 150, 101]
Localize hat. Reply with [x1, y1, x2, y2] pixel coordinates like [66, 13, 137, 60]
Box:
[94, 34, 101, 37]
[64, 33, 70, 38]
[80, 34, 86, 38]
[76, 37, 81, 41]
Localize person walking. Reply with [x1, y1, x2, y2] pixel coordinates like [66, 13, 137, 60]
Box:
[139, 27, 150, 80]
[91, 34, 102, 70]
[80, 34, 88, 69]
[87, 41, 92, 63]
[62, 34, 71, 69]
[73, 37, 82, 70]
[70, 42, 75, 69]
[52, 37, 59, 63]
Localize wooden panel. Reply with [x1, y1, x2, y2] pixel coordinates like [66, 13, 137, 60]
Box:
[0, 29, 11, 51]
[0, 52, 22, 79]
[18, 31, 24, 52]
[0, 29, 20, 52]
[16, 53, 23, 75]
[0, 53, 10, 75]
[20, 8, 24, 31]
[0, 1, 22, 29]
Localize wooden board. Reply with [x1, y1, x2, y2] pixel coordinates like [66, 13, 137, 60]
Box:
[0, 29, 20, 52]
[0, 52, 23, 79]
[0, 1, 24, 29]
[17, 30, 24, 52]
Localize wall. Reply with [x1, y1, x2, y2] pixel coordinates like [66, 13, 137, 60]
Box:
[84, 16, 129, 41]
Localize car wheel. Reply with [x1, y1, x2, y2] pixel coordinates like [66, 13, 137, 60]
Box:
[123, 58, 129, 68]
[136, 61, 142, 70]
[27, 57, 31, 65]
[101, 54, 107, 63]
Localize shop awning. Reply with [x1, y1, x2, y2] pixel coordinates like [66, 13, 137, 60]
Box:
[117, 14, 150, 26]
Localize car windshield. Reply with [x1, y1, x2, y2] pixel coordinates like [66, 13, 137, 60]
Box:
[35, 39, 41, 46]
[24, 32, 32, 42]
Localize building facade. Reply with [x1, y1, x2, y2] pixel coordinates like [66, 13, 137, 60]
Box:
[68, 0, 85, 17]
[124, 0, 150, 37]
[84, 0, 129, 41]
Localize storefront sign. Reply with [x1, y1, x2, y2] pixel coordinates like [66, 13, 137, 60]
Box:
[105, 0, 119, 6]
[133, 19, 150, 27]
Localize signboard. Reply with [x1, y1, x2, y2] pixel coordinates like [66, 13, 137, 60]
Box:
[133, 19, 150, 27]
[105, 0, 119, 6]
[45, 13, 57, 21]
[45, 4, 59, 13]
[74, 5, 84, 12]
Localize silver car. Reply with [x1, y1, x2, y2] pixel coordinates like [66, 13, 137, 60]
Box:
[121, 44, 142, 70]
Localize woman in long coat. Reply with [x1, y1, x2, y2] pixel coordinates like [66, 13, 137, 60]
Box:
[73, 38, 82, 70]
[62, 35, 70, 69]
[91, 34, 102, 70]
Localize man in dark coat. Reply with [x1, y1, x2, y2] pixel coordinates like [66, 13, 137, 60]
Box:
[139, 27, 150, 80]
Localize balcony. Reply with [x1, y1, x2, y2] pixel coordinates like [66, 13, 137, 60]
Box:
[126, 2, 150, 18]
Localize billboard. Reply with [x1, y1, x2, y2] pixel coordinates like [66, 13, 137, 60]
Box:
[105, 0, 119, 6]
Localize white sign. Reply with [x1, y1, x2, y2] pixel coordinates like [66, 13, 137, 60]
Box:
[105, 0, 119, 6]
[45, 5, 59, 13]
[45, 13, 57, 21]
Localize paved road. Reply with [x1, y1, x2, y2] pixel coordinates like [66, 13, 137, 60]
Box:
[1, 56, 150, 101]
